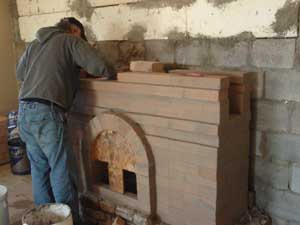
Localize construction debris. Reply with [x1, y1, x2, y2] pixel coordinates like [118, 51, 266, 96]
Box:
[235, 208, 272, 225]
[113, 216, 126, 225]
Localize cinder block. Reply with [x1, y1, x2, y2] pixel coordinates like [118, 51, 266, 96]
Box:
[266, 133, 300, 162]
[291, 103, 300, 135]
[119, 41, 145, 65]
[294, 37, 300, 71]
[255, 157, 289, 190]
[175, 40, 210, 66]
[251, 39, 296, 69]
[272, 216, 288, 225]
[248, 70, 265, 99]
[97, 41, 120, 66]
[253, 100, 289, 132]
[19, 12, 71, 42]
[290, 163, 300, 194]
[145, 40, 175, 64]
[210, 41, 249, 68]
[252, 131, 263, 157]
[16, 0, 69, 16]
[289, 221, 300, 225]
[256, 186, 300, 222]
[265, 70, 300, 102]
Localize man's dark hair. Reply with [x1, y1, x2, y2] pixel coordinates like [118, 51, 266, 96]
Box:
[56, 17, 87, 41]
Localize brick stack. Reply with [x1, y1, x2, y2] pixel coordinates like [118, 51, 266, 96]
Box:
[72, 61, 253, 225]
[0, 115, 8, 164]
[80, 193, 151, 225]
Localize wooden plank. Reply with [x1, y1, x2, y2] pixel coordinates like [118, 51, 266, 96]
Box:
[130, 61, 164, 73]
[75, 105, 220, 136]
[79, 90, 228, 124]
[117, 72, 230, 90]
[80, 79, 227, 102]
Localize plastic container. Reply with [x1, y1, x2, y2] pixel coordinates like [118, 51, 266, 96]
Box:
[8, 140, 30, 175]
[0, 185, 9, 225]
[7, 111, 19, 142]
[22, 204, 73, 225]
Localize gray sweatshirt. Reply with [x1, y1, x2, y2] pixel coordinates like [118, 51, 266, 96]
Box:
[16, 26, 116, 110]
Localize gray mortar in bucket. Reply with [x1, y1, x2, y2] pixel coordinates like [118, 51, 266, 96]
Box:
[22, 204, 73, 225]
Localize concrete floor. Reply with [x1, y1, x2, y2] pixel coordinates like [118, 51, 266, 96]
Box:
[0, 163, 34, 225]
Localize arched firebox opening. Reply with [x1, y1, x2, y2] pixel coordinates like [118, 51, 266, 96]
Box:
[85, 112, 156, 216]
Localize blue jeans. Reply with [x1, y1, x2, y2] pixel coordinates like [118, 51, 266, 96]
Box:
[18, 101, 79, 223]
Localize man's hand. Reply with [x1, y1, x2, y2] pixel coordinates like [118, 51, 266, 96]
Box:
[96, 76, 109, 81]
[79, 69, 88, 78]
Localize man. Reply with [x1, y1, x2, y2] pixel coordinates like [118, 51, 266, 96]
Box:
[16, 17, 116, 223]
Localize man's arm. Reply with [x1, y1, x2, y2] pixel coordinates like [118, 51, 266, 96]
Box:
[70, 38, 117, 80]
[16, 48, 28, 82]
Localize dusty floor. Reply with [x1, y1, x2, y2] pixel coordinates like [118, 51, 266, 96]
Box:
[0, 163, 34, 225]
[0, 163, 271, 225]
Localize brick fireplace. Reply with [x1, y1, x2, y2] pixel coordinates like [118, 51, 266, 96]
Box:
[69, 68, 253, 225]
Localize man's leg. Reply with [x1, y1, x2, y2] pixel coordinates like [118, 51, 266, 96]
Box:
[18, 104, 55, 204]
[34, 107, 79, 223]
[26, 142, 55, 205]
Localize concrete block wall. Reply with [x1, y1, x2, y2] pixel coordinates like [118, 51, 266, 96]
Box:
[122, 37, 300, 225]
[11, 0, 300, 224]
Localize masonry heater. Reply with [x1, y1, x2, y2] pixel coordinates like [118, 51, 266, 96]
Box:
[69, 69, 252, 225]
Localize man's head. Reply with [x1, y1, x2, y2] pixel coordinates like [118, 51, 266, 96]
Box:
[56, 17, 87, 41]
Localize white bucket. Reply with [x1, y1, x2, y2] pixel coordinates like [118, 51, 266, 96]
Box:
[0, 185, 9, 225]
[22, 204, 73, 225]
